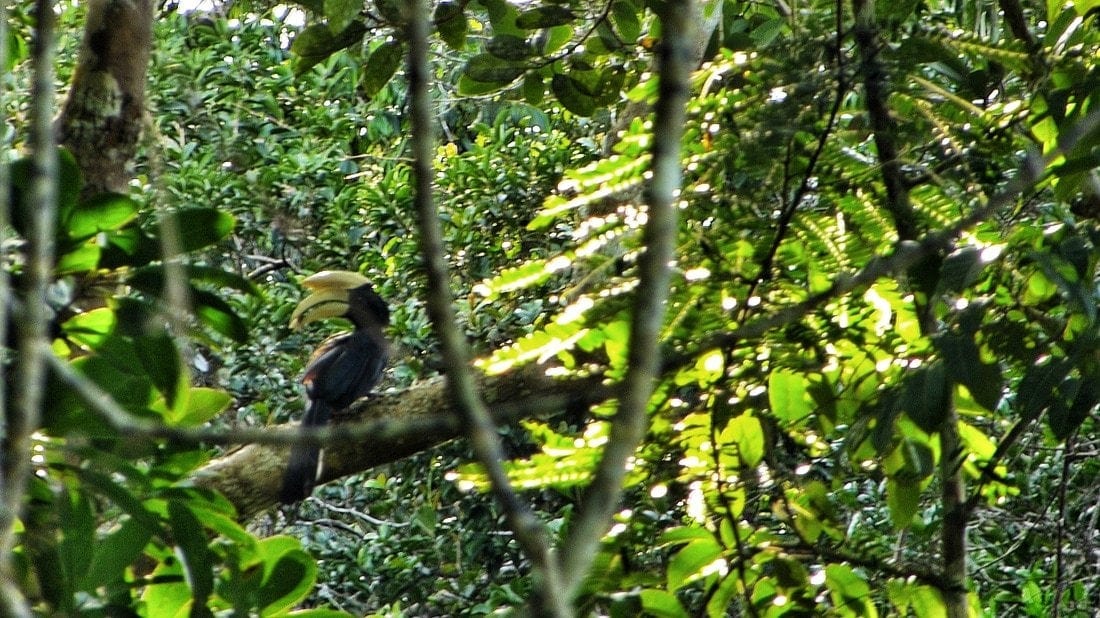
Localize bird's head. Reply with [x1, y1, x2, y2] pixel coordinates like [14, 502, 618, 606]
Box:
[289, 270, 390, 330]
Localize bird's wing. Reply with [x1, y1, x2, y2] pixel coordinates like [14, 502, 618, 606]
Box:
[303, 330, 388, 410]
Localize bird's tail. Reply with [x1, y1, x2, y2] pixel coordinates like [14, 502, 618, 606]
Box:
[279, 400, 331, 504]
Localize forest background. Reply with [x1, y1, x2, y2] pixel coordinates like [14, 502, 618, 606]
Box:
[2, 0, 1100, 616]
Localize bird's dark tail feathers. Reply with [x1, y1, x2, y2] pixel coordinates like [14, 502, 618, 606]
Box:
[279, 399, 331, 504]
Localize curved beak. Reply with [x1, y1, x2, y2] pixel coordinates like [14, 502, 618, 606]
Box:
[289, 271, 372, 330]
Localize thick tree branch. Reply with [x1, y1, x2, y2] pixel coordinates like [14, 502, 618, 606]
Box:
[192, 365, 610, 521]
[556, 0, 694, 598]
[406, 6, 565, 610]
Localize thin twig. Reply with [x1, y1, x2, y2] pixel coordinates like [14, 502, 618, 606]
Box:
[556, 0, 694, 596]
[403, 2, 565, 615]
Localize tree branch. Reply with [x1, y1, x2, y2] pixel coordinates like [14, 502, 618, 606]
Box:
[1, 3, 58, 616]
[405, 4, 564, 611]
[556, 0, 694, 598]
[851, 0, 918, 241]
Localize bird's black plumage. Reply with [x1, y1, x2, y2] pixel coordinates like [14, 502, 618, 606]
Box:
[280, 280, 389, 504]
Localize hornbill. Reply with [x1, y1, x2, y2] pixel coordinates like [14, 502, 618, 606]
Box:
[279, 271, 390, 504]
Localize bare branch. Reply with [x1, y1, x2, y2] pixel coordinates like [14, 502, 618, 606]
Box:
[0, 3, 58, 616]
[851, 0, 918, 241]
[403, 1, 565, 613]
[556, 0, 695, 597]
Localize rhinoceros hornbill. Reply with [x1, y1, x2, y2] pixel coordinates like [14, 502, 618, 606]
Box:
[279, 271, 390, 504]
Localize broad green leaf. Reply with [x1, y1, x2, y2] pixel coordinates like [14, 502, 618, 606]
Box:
[141, 558, 190, 618]
[255, 537, 317, 614]
[694, 348, 725, 385]
[83, 517, 154, 590]
[172, 388, 232, 427]
[551, 73, 596, 116]
[434, 1, 467, 50]
[886, 479, 921, 529]
[486, 34, 531, 60]
[826, 564, 878, 617]
[457, 74, 508, 96]
[516, 5, 574, 29]
[768, 370, 812, 423]
[167, 501, 214, 608]
[67, 193, 140, 239]
[639, 588, 689, 618]
[362, 40, 403, 98]
[463, 53, 525, 84]
[62, 307, 116, 349]
[666, 538, 722, 590]
[522, 72, 545, 105]
[323, 0, 360, 33]
[193, 288, 250, 342]
[611, 0, 641, 43]
[656, 526, 716, 547]
[718, 414, 764, 468]
[168, 208, 235, 254]
[1049, 377, 1098, 440]
[901, 363, 949, 433]
[290, 22, 367, 74]
[1017, 358, 1071, 421]
[135, 333, 183, 409]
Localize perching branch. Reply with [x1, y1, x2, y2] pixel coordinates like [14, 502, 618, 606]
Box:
[403, 2, 565, 615]
[556, 0, 694, 598]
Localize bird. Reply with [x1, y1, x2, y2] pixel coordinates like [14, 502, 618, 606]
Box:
[279, 270, 390, 504]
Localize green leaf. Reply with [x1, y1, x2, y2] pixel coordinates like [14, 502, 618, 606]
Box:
[639, 588, 689, 618]
[167, 208, 235, 254]
[59, 489, 95, 590]
[66, 193, 140, 239]
[457, 74, 509, 96]
[167, 501, 214, 609]
[551, 73, 596, 116]
[172, 388, 232, 427]
[83, 517, 154, 590]
[62, 307, 117, 349]
[666, 538, 722, 590]
[515, 5, 575, 29]
[361, 40, 403, 98]
[1049, 377, 1098, 440]
[768, 370, 812, 423]
[718, 414, 765, 467]
[825, 564, 876, 615]
[290, 22, 367, 74]
[193, 288, 250, 342]
[1017, 358, 1071, 421]
[486, 34, 532, 61]
[255, 537, 317, 613]
[323, 0, 361, 33]
[135, 333, 183, 409]
[901, 362, 949, 433]
[939, 332, 1003, 411]
[611, 0, 641, 43]
[463, 53, 525, 84]
[887, 479, 921, 529]
[522, 72, 545, 105]
[5, 28, 29, 72]
[434, 1, 467, 50]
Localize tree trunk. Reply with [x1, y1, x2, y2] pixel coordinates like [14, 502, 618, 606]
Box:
[56, 0, 153, 197]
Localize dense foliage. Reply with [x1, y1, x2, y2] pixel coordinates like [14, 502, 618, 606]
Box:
[3, 0, 1100, 616]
